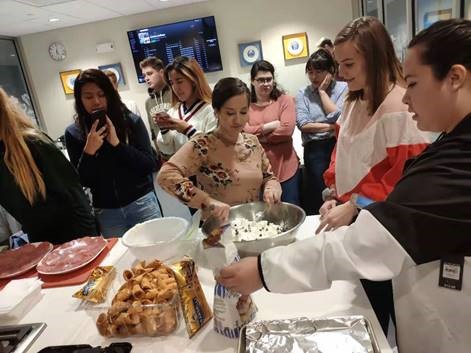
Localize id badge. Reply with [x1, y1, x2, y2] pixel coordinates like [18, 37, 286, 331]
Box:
[439, 255, 464, 291]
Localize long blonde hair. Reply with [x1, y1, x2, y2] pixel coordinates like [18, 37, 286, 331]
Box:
[0, 88, 46, 205]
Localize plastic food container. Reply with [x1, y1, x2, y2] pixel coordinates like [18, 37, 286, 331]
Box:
[94, 293, 180, 337]
[82, 255, 182, 338]
[0, 278, 42, 322]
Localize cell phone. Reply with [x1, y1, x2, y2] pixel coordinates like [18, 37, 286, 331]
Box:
[37, 345, 92, 353]
[37, 342, 132, 353]
[350, 193, 374, 209]
[90, 109, 107, 129]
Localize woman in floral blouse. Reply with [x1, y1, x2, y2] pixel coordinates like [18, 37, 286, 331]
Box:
[157, 77, 282, 221]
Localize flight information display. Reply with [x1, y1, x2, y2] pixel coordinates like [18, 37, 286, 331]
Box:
[127, 16, 223, 83]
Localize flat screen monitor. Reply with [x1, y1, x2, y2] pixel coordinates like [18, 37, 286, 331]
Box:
[127, 16, 223, 83]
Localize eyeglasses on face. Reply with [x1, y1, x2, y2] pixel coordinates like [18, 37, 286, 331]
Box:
[254, 77, 273, 84]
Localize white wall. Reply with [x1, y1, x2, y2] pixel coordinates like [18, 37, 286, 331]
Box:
[19, 0, 353, 144]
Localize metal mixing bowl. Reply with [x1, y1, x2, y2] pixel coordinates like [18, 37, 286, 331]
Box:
[229, 201, 306, 257]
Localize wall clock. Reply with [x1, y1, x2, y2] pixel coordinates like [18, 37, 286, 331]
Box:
[48, 42, 66, 61]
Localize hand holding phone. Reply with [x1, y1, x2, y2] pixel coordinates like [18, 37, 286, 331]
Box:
[84, 111, 107, 155]
[91, 109, 107, 130]
[154, 112, 174, 132]
[154, 111, 171, 124]
[84, 119, 106, 155]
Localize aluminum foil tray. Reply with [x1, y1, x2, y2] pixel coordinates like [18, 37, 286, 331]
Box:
[238, 315, 381, 353]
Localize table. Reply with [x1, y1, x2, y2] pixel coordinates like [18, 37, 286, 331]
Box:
[11, 216, 392, 353]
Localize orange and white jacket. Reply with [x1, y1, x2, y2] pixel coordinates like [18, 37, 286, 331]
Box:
[323, 85, 429, 203]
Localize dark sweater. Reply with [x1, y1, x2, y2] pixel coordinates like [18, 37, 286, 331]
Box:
[0, 136, 98, 244]
[65, 112, 156, 209]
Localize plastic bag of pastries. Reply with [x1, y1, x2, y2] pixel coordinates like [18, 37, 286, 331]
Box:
[96, 260, 179, 337]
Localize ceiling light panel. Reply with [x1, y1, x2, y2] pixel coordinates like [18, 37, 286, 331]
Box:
[14, 0, 76, 6]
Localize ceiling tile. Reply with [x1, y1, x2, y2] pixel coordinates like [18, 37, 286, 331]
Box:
[15, 0, 76, 6]
[85, 0, 155, 15]
[0, 0, 50, 18]
[0, 20, 52, 36]
[0, 0, 210, 36]
[41, 0, 120, 19]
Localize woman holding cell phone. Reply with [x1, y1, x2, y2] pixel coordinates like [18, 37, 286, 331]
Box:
[65, 69, 161, 237]
[154, 56, 217, 160]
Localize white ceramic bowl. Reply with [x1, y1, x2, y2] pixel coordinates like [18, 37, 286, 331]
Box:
[122, 217, 189, 261]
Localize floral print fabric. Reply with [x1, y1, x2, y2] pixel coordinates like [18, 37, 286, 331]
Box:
[158, 132, 277, 209]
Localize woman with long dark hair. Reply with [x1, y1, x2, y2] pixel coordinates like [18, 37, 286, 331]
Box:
[158, 77, 281, 221]
[65, 69, 161, 237]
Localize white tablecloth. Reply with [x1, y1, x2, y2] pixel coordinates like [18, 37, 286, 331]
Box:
[11, 216, 392, 353]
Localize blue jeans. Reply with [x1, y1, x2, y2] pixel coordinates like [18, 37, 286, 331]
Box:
[95, 191, 162, 238]
[280, 168, 301, 206]
[303, 138, 336, 214]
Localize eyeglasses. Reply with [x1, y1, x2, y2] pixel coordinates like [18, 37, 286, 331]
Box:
[254, 77, 273, 84]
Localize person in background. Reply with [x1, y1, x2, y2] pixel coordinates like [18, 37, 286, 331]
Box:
[218, 19, 471, 353]
[139, 57, 172, 152]
[318, 38, 334, 55]
[65, 69, 161, 237]
[105, 69, 162, 170]
[317, 16, 429, 335]
[0, 87, 97, 244]
[244, 60, 300, 205]
[158, 77, 281, 221]
[296, 49, 348, 214]
[103, 70, 141, 117]
[154, 56, 216, 160]
[318, 38, 342, 80]
[0, 205, 21, 245]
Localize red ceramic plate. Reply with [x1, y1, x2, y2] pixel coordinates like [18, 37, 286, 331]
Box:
[36, 236, 107, 275]
[0, 242, 53, 279]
